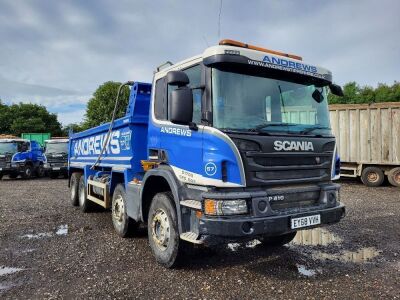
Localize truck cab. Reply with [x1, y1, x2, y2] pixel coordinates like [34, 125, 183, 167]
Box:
[68, 40, 345, 268]
[43, 139, 69, 178]
[0, 139, 45, 179]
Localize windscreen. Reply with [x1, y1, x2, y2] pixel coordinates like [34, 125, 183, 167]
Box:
[45, 142, 68, 154]
[0, 142, 18, 155]
[212, 68, 332, 136]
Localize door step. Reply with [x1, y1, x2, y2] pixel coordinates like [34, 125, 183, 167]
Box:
[180, 232, 203, 244]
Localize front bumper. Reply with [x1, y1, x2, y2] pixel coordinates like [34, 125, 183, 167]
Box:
[44, 165, 67, 173]
[189, 182, 345, 244]
[199, 204, 345, 239]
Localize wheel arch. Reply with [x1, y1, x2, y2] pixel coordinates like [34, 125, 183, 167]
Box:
[140, 166, 183, 231]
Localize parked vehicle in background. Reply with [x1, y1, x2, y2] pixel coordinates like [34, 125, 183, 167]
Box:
[21, 132, 51, 147]
[0, 138, 45, 179]
[43, 139, 69, 179]
[330, 102, 400, 187]
[68, 39, 345, 268]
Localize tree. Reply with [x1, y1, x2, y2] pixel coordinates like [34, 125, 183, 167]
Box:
[62, 123, 85, 136]
[0, 102, 62, 136]
[328, 81, 400, 104]
[0, 100, 12, 133]
[84, 81, 130, 128]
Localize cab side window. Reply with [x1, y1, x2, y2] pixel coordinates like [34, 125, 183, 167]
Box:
[167, 64, 202, 124]
[154, 78, 167, 120]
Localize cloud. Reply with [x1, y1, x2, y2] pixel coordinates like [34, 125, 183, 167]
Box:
[0, 0, 399, 125]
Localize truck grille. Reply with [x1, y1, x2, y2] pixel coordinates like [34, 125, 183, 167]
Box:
[268, 189, 320, 211]
[0, 157, 8, 168]
[229, 135, 336, 187]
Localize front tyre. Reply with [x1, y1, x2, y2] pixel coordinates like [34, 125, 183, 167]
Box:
[112, 184, 138, 237]
[259, 232, 297, 247]
[21, 165, 33, 179]
[37, 165, 45, 178]
[148, 192, 181, 268]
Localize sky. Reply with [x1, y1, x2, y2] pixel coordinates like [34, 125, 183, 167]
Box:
[0, 0, 399, 125]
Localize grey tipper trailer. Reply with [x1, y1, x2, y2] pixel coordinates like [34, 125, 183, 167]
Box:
[329, 102, 400, 187]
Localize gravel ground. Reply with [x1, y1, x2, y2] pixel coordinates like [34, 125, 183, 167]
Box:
[0, 177, 399, 299]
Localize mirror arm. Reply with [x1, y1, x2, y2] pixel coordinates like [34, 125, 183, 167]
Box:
[189, 122, 198, 131]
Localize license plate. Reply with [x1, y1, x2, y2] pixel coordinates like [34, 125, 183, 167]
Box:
[291, 214, 321, 229]
[52, 167, 60, 170]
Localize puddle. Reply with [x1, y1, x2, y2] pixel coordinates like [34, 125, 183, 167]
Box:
[313, 247, 381, 263]
[56, 224, 68, 236]
[296, 264, 317, 277]
[20, 224, 68, 239]
[227, 243, 240, 252]
[246, 239, 261, 248]
[291, 228, 342, 246]
[20, 232, 53, 239]
[0, 266, 23, 276]
[0, 282, 15, 292]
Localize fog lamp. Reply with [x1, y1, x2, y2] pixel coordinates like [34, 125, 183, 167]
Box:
[204, 199, 248, 216]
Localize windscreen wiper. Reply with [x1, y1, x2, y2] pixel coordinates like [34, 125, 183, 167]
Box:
[251, 123, 297, 132]
[300, 126, 330, 135]
[220, 128, 260, 135]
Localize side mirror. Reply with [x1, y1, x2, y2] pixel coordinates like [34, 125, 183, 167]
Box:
[312, 89, 324, 103]
[329, 83, 344, 97]
[167, 71, 189, 87]
[169, 87, 193, 125]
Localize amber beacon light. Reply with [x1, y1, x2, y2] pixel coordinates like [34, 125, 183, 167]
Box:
[219, 39, 303, 61]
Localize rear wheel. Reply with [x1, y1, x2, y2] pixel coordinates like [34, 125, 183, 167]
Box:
[70, 172, 82, 206]
[78, 176, 93, 212]
[259, 232, 297, 247]
[361, 167, 384, 187]
[148, 192, 182, 268]
[21, 165, 33, 179]
[388, 167, 400, 187]
[112, 184, 138, 237]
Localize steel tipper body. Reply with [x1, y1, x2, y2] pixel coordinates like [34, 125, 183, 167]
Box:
[68, 40, 345, 268]
[0, 138, 45, 179]
[43, 139, 69, 178]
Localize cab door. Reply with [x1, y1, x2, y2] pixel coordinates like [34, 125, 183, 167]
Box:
[159, 64, 204, 183]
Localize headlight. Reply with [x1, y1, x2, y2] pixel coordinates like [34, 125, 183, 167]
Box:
[204, 199, 248, 216]
[44, 163, 49, 168]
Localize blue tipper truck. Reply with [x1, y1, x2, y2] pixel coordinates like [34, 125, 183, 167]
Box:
[0, 138, 45, 179]
[68, 39, 345, 268]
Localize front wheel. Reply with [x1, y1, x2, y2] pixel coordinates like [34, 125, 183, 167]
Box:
[21, 165, 33, 179]
[259, 232, 297, 247]
[148, 192, 182, 268]
[0, 173, 3, 180]
[37, 165, 45, 178]
[112, 184, 138, 237]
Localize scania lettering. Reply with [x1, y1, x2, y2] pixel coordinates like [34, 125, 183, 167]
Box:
[274, 140, 314, 151]
[68, 39, 345, 268]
